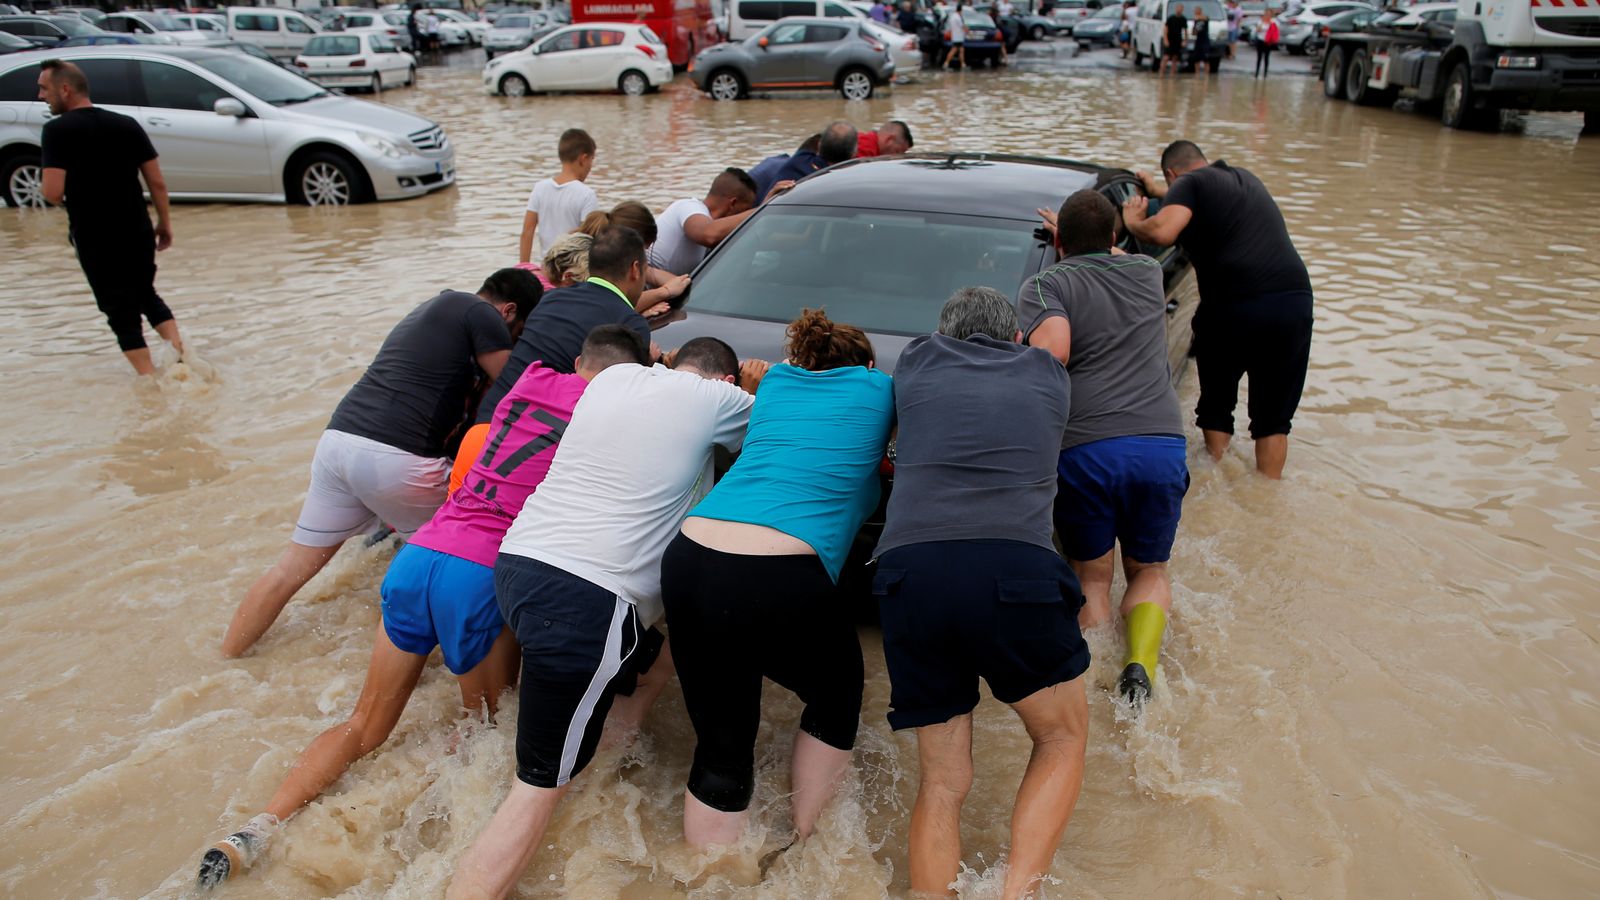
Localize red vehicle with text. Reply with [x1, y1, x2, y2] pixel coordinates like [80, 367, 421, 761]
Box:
[571, 0, 722, 68]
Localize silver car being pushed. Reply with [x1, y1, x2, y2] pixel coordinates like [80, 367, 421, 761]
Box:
[689, 17, 895, 101]
[0, 45, 454, 206]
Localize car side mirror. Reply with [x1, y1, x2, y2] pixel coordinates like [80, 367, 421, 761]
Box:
[214, 97, 246, 117]
[758, 35, 769, 47]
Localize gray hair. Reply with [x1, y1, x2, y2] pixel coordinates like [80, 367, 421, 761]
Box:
[819, 120, 858, 165]
[542, 232, 593, 285]
[938, 287, 1018, 341]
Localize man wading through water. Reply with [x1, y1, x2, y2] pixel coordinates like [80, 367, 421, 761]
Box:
[37, 59, 184, 375]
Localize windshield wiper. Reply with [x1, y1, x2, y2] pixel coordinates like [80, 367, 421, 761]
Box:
[276, 93, 326, 105]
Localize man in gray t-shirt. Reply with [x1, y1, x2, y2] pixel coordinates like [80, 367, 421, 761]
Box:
[1017, 189, 1189, 710]
[872, 287, 1089, 900]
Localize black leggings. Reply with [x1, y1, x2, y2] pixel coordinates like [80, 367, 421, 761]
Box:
[1193, 290, 1313, 439]
[76, 230, 172, 352]
[1254, 41, 1274, 76]
[660, 533, 864, 813]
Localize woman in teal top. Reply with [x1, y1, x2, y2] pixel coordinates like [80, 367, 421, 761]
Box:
[660, 308, 894, 850]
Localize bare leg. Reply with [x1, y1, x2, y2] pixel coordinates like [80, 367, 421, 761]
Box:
[154, 318, 185, 358]
[222, 541, 342, 657]
[1119, 557, 1172, 618]
[456, 626, 520, 720]
[790, 730, 851, 841]
[1068, 551, 1115, 629]
[1002, 679, 1088, 900]
[123, 347, 157, 376]
[263, 623, 427, 820]
[684, 787, 745, 849]
[448, 780, 571, 900]
[1254, 434, 1287, 479]
[603, 639, 674, 748]
[909, 714, 973, 896]
[1202, 428, 1230, 461]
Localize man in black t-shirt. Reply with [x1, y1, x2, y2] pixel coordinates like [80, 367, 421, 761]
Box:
[1161, 4, 1187, 75]
[38, 59, 181, 376]
[220, 268, 543, 658]
[1123, 139, 1313, 479]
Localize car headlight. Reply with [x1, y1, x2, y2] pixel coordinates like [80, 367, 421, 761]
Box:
[359, 132, 414, 158]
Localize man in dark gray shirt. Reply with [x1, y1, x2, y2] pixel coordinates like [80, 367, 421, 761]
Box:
[1019, 189, 1189, 709]
[873, 287, 1089, 900]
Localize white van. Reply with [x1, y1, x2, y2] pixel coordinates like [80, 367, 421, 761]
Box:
[226, 6, 322, 59]
[726, 0, 863, 40]
[1133, 0, 1228, 68]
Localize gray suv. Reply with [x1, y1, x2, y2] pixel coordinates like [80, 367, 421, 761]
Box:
[689, 17, 894, 100]
[0, 46, 455, 206]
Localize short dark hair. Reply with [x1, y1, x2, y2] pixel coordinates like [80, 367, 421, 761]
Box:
[819, 120, 858, 165]
[797, 133, 822, 154]
[672, 336, 739, 379]
[587, 225, 646, 283]
[479, 267, 544, 322]
[1160, 139, 1207, 173]
[888, 120, 913, 149]
[558, 128, 596, 164]
[580, 324, 650, 368]
[40, 59, 89, 96]
[709, 167, 757, 204]
[1055, 189, 1118, 258]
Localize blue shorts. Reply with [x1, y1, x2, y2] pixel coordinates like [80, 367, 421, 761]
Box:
[1054, 435, 1189, 563]
[380, 544, 504, 675]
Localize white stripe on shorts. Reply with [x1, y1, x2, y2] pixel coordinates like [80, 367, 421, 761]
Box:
[556, 596, 637, 786]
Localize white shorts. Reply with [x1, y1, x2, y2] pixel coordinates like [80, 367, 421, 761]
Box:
[291, 430, 450, 547]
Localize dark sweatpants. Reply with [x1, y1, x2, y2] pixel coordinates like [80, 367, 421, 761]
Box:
[75, 227, 172, 352]
[1193, 290, 1313, 439]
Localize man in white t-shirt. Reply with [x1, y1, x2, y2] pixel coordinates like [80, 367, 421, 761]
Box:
[647, 167, 766, 277]
[448, 337, 757, 900]
[519, 128, 599, 264]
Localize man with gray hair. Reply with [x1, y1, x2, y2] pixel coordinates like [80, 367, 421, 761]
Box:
[872, 286, 1090, 900]
[817, 119, 858, 165]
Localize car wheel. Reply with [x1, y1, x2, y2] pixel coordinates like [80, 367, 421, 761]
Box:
[2, 152, 46, 208]
[708, 68, 743, 101]
[1134, 47, 1144, 65]
[372, 72, 383, 93]
[500, 72, 530, 97]
[291, 152, 360, 206]
[1584, 110, 1597, 135]
[1322, 45, 1345, 98]
[1030, 24, 1045, 40]
[839, 67, 873, 100]
[618, 68, 648, 95]
[1441, 63, 1493, 130]
[407, 65, 416, 86]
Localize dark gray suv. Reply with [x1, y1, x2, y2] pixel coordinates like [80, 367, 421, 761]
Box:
[689, 16, 894, 100]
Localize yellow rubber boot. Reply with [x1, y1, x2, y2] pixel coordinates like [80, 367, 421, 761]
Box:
[1119, 602, 1168, 710]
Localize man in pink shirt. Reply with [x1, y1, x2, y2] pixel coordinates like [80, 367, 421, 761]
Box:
[195, 326, 652, 888]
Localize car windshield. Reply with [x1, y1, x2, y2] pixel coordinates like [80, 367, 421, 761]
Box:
[304, 35, 361, 54]
[688, 206, 1041, 336]
[48, 16, 98, 35]
[640, 24, 662, 42]
[192, 53, 328, 104]
[498, 15, 531, 27]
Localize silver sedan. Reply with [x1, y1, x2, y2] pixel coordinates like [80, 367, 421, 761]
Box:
[0, 45, 454, 206]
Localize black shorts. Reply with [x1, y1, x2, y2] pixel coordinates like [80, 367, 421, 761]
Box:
[874, 539, 1089, 731]
[1164, 42, 1184, 57]
[660, 533, 864, 813]
[1192, 290, 1314, 439]
[74, 229, 173, 352]
[495, 553, 663, 790]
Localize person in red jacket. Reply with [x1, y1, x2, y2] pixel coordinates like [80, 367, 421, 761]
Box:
[855, 120, 915, 157]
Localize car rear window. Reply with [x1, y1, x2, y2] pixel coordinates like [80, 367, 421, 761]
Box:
[498, 15, 531, 27]
[305, 35, 360, 54]
[687, 206, 1041, 336]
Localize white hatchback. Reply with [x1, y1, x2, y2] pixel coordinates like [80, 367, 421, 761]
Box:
[295, 32, 416, 92]
[483, 23, 674, 96]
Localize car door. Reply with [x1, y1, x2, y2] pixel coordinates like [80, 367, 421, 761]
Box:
[577, 26, 629, 87]
[368, 33, 410, 80]
[284, 13, 317, 53]
[233, 10, 285, 55]
[749, 20, 813, 85]
[135, 59, 272, 196]
[530, 28, 582, 88]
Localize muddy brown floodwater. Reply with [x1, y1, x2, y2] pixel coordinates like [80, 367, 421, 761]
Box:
[1, 49, 1598, 900]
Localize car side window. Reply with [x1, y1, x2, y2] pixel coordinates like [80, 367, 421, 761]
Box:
[102, 16, 128, 32]
[0, 62, 40, 101]
[72, 58, 139, 106]
[139, 60, 229, 111]
[286, 16, 312, 33]
[1437, 8, 1455, 23]
[540, 29, 580, 52]
[739, 0, 784, 20]
[581, 28, 625, 47]
[768, 22, 809, 43]
[824, 2, 854, 16]
[235, 13, 276, 31]
[806, 23, 849, 40]
[0, 19, 35, 35]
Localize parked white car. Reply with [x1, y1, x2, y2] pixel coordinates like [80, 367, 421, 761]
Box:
[435, 9, 489, 45]
[483, 22, 673, 95]
[0, 46, 453, 206]
[172, 13, 228, 36]
[101, 11, 212, 44]
[225, 6, 322, 59]
[295, 32, 416, 92]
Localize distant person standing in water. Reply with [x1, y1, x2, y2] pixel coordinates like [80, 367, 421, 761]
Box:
[1161, 2, 1187, 77]
[1191, 9, 1212, 74]
[220, 269, 544, 657]
[1252, 7, 1279, 76]
[1123, 140, 1313, 479]
[37, 59, 182, 376]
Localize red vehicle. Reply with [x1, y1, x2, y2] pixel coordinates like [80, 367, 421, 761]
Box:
[571, 0, 721, 68]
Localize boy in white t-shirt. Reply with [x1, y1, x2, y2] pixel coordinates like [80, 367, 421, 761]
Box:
[519, 128, 599, 264]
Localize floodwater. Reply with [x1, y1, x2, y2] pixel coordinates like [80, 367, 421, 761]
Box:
[2, 47, 1598, 900]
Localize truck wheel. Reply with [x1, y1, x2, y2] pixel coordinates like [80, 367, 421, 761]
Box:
[1323, 45, 1345, 98]
[1441, 63, 1494, 130]
[1345, 49, 1388, 105]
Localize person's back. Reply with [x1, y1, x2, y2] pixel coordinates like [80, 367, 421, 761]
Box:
[1165, 161, 1309, 303]
[42, 106, 151, 238]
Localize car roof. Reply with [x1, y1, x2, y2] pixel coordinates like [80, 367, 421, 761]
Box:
[769, 153, 1120, 220]
[0, 44, 243, 64]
